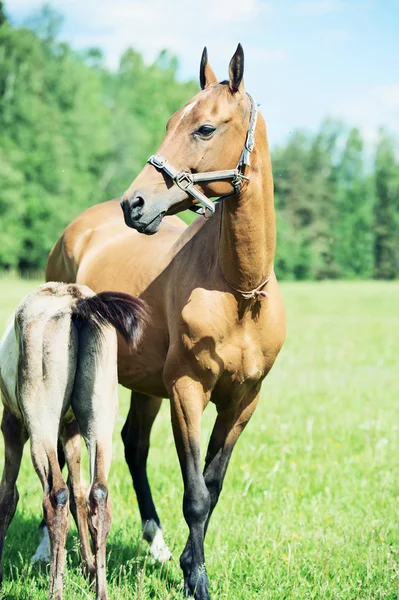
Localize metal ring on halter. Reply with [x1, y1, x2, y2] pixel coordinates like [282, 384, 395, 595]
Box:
[175, 172, 194, 192]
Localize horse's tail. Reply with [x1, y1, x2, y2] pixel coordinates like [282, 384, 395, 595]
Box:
[71, 291, 147, 349]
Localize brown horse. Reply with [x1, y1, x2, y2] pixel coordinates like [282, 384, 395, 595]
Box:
[46, 44, 286, 599]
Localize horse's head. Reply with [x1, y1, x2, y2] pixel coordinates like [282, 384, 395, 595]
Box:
[120, 44, 255, 234]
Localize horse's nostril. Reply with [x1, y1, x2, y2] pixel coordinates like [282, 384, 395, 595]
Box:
[131, 196, 145, 210]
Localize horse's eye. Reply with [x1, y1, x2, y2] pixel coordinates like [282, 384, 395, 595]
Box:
[197, 125, 216, 137]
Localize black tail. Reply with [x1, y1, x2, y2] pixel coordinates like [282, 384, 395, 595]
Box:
[72, 291, 147, 349]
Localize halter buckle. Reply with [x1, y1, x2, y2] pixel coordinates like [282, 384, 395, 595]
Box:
[148, 154, 168, 169]
[175, 171, 194, 191]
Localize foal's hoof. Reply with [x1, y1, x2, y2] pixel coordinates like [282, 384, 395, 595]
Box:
[82, 559, 96, 583]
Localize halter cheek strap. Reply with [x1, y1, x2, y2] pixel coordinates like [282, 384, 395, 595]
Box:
[147, 93, 258, 215]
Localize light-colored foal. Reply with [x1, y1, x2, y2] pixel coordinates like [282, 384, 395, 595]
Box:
[0, 282, 146, 600]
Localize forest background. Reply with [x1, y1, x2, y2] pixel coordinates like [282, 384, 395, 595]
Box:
[0, 3, 398, 280]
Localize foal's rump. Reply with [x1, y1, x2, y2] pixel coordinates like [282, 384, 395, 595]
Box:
[0, 282, 147, 424]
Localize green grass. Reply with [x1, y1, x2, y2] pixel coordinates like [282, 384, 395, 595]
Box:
[0, 277, 399, 599]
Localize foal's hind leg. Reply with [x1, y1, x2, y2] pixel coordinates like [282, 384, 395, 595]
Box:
[30, 440, 70, 600]
[122, 392, 171, 562]
[0, 408, 27, 586]
[33, 440, 66, 565]
[72, 324, 118, 600]
[60, 419, 95, 580]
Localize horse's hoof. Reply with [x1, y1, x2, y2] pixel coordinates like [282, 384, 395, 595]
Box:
[183, 568, 209, 600]
[150, 532, 172, 563]
[143, 519, 172, 563]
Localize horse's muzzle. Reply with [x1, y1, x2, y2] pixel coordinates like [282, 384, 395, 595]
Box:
[120, 195, 165, 235]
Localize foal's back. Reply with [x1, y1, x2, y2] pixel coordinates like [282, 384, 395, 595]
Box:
[1, 282, 95, 425]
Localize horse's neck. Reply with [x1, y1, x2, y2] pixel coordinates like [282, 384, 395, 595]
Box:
[218, 127, 276, 291]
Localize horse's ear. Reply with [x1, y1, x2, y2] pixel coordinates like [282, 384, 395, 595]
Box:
[200, 47, 217, 90]
[228, 43, 244, 93]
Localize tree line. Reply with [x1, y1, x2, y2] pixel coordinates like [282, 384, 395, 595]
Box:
[0, 5, 398, 279]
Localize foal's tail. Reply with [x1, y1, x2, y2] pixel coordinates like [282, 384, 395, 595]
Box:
[71, 291, 147, 349]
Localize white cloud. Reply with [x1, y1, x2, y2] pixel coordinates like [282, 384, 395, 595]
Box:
[294, 0, 348, 14]
[376, 84, 399, 110]
[9, 0, 278, 75]
[293, 0, 373, 15]
[207, 0, 263, 22]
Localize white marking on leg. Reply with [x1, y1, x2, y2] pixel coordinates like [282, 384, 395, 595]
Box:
[32, 524, 51, 564]
[142, 519, 172, 563]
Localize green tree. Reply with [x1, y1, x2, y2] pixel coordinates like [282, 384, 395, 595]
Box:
[274, 120, 343, 280]
[0, 7, 197, 271]
[274, 131, 312, 279]
[0, 4, 398, 278]
[334, 128, 374, 278]
[373, 129, 399, 279]
[0, 2, 7, 28]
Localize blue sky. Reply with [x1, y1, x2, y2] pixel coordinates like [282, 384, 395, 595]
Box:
[7, 0, 399, 148]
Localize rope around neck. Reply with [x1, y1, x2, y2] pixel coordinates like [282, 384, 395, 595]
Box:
[218, 262, 273, 300]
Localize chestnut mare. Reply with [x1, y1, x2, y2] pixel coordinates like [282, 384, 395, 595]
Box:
[46, 45, 286, 599]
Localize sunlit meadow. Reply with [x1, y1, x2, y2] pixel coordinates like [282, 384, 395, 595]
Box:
[0, 277, 398, 599]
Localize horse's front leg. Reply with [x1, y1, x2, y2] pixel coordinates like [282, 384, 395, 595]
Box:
[180, 385, 261, 577]
[121, 391, 171, 562]
[167, 375, 211, 600]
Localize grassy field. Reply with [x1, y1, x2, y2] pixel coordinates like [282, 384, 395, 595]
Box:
[0, 277, 399, 599]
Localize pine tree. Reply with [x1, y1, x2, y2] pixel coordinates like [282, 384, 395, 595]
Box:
[335, 128, 374, 278]
[0, 2, 7, 28]
[373, 129, 399, 279]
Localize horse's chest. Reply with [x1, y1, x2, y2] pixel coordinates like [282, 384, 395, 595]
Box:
[219, 335, 267, 384]
[181, 309, 270, 386]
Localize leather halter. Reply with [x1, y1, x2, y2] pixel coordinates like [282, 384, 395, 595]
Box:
[147, 93, 258, 216]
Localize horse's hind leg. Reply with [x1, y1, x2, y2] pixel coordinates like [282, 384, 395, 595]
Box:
[122, 392, 171, 562]
[0, 408, 27, 587]
[60, 419, 95, 580]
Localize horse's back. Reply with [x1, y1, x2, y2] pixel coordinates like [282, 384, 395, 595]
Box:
[46, 199, 187, 287]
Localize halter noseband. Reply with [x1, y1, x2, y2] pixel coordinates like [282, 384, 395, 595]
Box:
[147, 93, 258, 216]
